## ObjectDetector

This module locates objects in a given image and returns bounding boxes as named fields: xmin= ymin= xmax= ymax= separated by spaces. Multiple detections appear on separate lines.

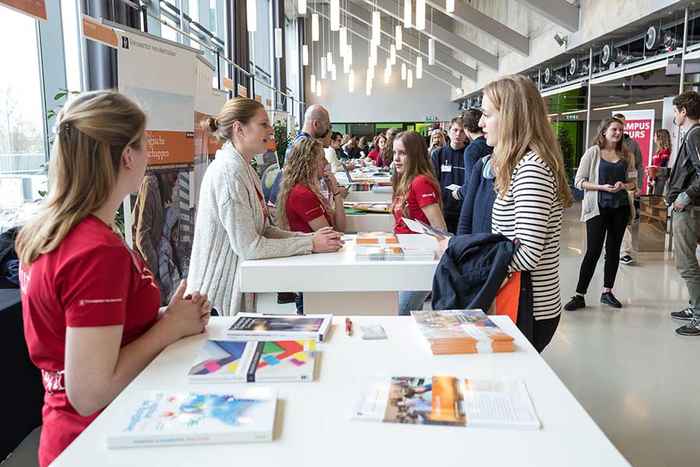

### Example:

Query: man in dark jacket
xmin=431 ymin=116 xmax=467 ymax=234
xmin=459 ymin=108 xmax=493 ymax=202
xmin=666 ymin=91 xmax=700 ymax=336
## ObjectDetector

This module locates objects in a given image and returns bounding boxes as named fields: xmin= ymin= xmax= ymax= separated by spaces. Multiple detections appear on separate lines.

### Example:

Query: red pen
xmin=345 ymin=318 xmax=353 ymax=336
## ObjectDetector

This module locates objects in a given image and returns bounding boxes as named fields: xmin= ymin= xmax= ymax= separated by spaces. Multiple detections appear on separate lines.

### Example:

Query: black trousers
xmin=445 ymin=212 xmax=460 ymax=235
xmin=575 ymin=206 xmax=629 ymax=294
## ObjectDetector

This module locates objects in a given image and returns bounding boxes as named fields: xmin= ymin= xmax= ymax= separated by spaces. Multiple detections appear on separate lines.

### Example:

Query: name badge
xmin=441 ymin=164 xmax=452 ymax=172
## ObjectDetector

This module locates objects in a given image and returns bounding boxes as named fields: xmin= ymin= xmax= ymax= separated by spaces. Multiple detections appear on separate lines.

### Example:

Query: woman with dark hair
xmin=565 ymin=117 xmax=637 ymax=311
xmin=382 ymin=128 xmax=401 ymax=167
xmin=647 ymin=128 xmax=672 ymax=195
xmin=391 ymin=131 xmax=446 ymax=315
xmin=367 ymin=133 xmax=387 ymax=167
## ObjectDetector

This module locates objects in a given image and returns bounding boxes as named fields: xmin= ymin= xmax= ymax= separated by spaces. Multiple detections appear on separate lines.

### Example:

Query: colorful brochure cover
xmin=411 ymin=309 xmax=515 ymax=354
xmin=188 ymin=340 xmax=317 ymax=383
xmin=226 ymin=313 xmax=332 ymax=342
xmin=353 ymin=376 xmax=540 ymax=430
xmin=107 ymin=389 xmax=277 ymax=448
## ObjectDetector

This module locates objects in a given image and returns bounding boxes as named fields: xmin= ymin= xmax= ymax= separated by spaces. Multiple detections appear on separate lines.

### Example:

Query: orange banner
xmin=237 ymin=84 xmax=248 ymax=98
xmin=145 ymin=130 xmax=194 ymax=166
xmin=0 ymin=0 xmax=47 ymax=20
xmin=254 ymin=94 xmax=262 ymax=103
xmin=222 ymin=77 xmax=234 ymax=91
xmin=82 ymin=15 xmax=118 ymax=48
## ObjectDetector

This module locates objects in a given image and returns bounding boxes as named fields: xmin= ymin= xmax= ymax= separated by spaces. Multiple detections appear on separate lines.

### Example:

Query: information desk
xmin=53 ymin=316 xmax=630 ymax=467
xmin=240 ymin=234 xmax=438 ymax=315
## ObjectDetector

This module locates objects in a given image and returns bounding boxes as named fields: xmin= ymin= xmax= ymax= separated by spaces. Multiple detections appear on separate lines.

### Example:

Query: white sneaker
xmin=619 ymin=255 xmax=635 ymax=265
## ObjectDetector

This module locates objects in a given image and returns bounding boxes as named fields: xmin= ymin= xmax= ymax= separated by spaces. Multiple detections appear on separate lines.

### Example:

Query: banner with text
xmin=614 ymin=109 xmax=655 ymax=194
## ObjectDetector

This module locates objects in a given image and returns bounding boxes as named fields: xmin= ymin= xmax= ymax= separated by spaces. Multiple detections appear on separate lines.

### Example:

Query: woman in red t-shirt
xmin=391 ymin=131 xmax=446 ymax=315
xmin=647 ymin=128 xmax=672 ymax=195
xmin=367 ymin=134 xmax=387 ymax=167
xmin=276 ymin=138 xmax=347 ymax=313
xmin=15 ymin=91 xmax=211 ymax=467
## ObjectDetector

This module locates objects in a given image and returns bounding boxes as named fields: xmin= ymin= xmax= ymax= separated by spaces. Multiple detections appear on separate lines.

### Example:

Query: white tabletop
xmin=239 ymin=234 xmax=439 ymax=293
xmin=53 ymin=316 xmax=629 ymax=467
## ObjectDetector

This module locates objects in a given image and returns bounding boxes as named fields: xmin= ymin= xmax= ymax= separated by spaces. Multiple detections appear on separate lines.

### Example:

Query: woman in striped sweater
xmin=480 ymin=75 xmax=573 ymax=352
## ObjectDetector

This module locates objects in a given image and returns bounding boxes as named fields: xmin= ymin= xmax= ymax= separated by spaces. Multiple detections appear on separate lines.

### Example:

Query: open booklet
xmin=352 ymin=376 xmax=540 ymax=430
xmin=402 ymin=217 xmax=453 ymax=239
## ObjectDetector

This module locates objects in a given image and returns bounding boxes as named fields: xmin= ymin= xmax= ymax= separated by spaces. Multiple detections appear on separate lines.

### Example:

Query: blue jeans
xmin=398 ymin=291 xmax=430 ymax=316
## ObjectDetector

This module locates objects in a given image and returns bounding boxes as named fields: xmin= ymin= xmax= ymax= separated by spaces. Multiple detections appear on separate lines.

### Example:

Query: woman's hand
xmin=436 ymin=237 xmax=450 ymax=257
xmin=159 ymin=280 xmax=210 ymax=340
xmin=599 ymin=184 xmax=616 ymax=193
xmin=612 ymin=181 xmax=625 ymax=192
xmin=312 ymin=226 xmax=344 ymax=253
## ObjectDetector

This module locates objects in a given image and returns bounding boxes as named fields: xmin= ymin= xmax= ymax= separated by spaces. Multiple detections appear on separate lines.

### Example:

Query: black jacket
xmin=431 ymin=233 xmax=514 ymax=312
xmin=457 ymin=156 xmax=496 ymax=235
xmin=667 ymin=124 xmax=700 ymax=205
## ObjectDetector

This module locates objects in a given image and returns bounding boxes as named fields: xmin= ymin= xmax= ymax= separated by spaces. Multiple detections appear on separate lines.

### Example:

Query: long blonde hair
xmin=16 ymin=91 xmax=146 ymax=265
xmin=275 ymin=138 xmax=328 ymax=229
xmin=391 ymin=131 xmax=442 ymax=216
xmin=483 ymin=75 xmax=573 ymax=207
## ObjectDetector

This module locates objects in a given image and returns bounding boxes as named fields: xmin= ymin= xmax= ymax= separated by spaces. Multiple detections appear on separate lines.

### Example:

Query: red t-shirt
xmin=286 ymin=184 xmax=332 ymax=233
xmin=20 ymin=216 xmax=160 ymax=467
xmin=652 ymin=148 xmax=670 ymax=167
xmin=393 ymin=174 xmax=440 ymax=234
xmin=368 ymin=149 xmax=384 ymax=167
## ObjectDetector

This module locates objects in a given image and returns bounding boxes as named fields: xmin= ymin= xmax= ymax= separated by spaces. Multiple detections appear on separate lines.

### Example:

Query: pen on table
xmin=345 ymin=318 xmax=353 ymax=336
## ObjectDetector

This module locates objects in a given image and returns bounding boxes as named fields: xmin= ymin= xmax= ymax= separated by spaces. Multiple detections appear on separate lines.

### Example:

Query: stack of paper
xmin=226 ymin=313 xmax=332 ymax=342
xmin=355 ymin=232 xmax=398 ymax=245
xmin=411 ymin=309 xmax=515 ymax=354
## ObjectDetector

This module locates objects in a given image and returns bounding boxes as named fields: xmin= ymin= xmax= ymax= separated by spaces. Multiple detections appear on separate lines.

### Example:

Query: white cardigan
xmin=187 ymin=142 xmax=313 ymax=315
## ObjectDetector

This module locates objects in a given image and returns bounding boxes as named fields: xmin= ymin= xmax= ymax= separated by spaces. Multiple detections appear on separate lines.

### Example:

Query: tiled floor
xmin=543 ymin=205 xmax=700 ymax=467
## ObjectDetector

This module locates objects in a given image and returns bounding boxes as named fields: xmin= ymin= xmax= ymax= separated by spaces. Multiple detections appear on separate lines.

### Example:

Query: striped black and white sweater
xmin=491 ymin=152 xmax=564 ymax=321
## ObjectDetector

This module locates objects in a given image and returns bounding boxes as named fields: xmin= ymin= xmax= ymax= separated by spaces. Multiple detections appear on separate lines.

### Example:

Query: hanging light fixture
xmin=298 ymin=0 xmax=307 ymax=15
xmin=366 ymin=75 xmax=372 ymax=96
xmin=390 ymin=44 xmax=397 ymax=65
xmin=446 ymin=0 xmax=454 ymax=13
xmin=317 ymin=79 xmax=323 ymax=96
xmin=384 ymin=63 xmax=391 ymax=84
xmin=339 ymin=27 xmax=348 ymax=57
xmin=416 ymin=56 xmax=423 ymax=79
xmin=428 ymin=38 xmax=435 ymax=65
xmin=321 ymin=57 xmax=327 ymax=79
xmin=372 ymin=11 xmax=381 ymax=45
xmin=395 ymin=25 xmax=403 ymax=50
xmin=403 ymin=0 xmax=412 ymax=29
xmin=274 ymin=28 xmax=283 ymax=58
xmin=310 ymin=73 xmax=316 ymax=93
xmin=416 ymin=0 xmax=425 ymax=30
xmin=302 ymin=45 xmax=309 ymax=66
xmin=312 ymin=13 xmax=319 ymax=41
xmin=327 ymin=51 xmax=333 ymax=67
xmin=368 ymin=65 xmax=375 ymax=81
xmin=331 ymin=64 xmax=337 ymax=81
xmin=407 ymin=69 xmax=413 ymax=88
xmin=331 ymin=0 xmax=340 ymax=31
xmin=246 ymin=0 xmax=256 ymax=32
xmin=401 ymin=62 xmax=407 ymax=80
xmin=349 ymin=68 xmax=355 ymax=92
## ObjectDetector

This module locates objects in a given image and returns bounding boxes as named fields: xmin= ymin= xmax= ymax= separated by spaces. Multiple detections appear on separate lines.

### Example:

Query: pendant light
xmin=246 ymin=0 xmax=256 ymax=31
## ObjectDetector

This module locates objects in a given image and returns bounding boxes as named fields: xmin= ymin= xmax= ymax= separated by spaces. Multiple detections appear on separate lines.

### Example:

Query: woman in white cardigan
xmin=187 ymin=98 xmax=343 ymax=315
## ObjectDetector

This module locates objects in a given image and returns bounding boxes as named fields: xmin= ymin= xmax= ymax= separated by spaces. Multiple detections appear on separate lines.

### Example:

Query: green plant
xmin=274 ymin=120 xmax=289 ymax=166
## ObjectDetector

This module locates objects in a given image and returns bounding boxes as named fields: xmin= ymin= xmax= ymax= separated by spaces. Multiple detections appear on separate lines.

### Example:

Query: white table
xmin=53 ymin=316 xmax=630 ymax=467
xmin=240 ymin=234 xmax=438 ymax=315
xmin=343 ymin=213 xmax=394 ymax=233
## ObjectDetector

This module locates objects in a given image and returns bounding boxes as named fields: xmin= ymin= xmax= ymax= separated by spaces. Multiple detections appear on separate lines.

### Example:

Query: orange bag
xmin=494 ymin=271 xmax=521 ymax=323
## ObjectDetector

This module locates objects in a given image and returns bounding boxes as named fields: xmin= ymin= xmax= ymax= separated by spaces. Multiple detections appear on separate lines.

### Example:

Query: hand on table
xmin=312 ymin=226 xmax=344 ymax=253
xmin=159 ymin=280 xmax=210 ymax=340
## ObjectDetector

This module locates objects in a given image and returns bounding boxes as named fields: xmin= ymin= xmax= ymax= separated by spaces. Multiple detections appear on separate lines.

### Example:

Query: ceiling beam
xmin=425 ymin=0 xmax=529 ymax=56
xmin=356 ymin=0 xmax=499 ymax=70
xmin=516 ymin=0 xmax=579 ymax=32
xmin=330 ymin=0 xmax=476 ymax=81
xmin=309 ymin=6 xmax=462 ymax=89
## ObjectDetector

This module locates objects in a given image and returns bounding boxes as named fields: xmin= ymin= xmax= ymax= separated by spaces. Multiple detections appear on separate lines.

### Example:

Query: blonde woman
xmin=187 ymin=98 xmax=343 ymax=316
xmin=276 ymin=139 xmax=347 ymax=313
xmin=15 ymin=91 xmax=211 ymax=467
xmin=428 ymin=129 xmax=446 ymax=155
xmin=566 ymin=118 xmax=636 ymax=311
xmin=478 ymin=75 xmax=573 ymax=352
xmin=392 ymin=131 xmax=446 ymax=315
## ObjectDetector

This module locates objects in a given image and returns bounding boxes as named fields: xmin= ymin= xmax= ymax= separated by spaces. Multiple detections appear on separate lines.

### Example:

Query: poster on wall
xmin=613 ymin=109 xmax=655 ymax=194
xmin=118 ymin=30 xmax=197 ymax=166
xmin=0 ymin=0 xmax=47 ymax=20
xmin=81 ymin=15 xmax=118 ymax=48
xmin=116 ymin=30 xmax=203 ymax=302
